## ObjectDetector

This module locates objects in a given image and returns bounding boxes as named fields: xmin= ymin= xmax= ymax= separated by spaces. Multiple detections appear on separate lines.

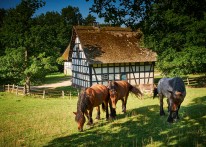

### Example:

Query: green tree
xmin=0 ymin=0 xmax=58 ymax=92
xmin=0 ymin=47 xmax=57 ymax=87
xmin=61 ymin=6 xmax=83 ymax=25
xmin=84 ymin=14 xmax=96 ymax=25
xmin=87 ymin=0 xmax=206 ymax=76
xmin=141 ymin=1 xmax=206 ymax=76
xmin=32 ymin=11 xmax=72 ymax=70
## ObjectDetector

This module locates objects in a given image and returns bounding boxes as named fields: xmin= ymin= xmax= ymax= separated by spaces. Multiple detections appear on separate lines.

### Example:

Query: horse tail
xmin=102 ymin=103 xmax=106 ymax=112
xmin=153 ymin=87 xmax=158 ymax=99
xmin=129 ymin=84 xmax=143 ymax=99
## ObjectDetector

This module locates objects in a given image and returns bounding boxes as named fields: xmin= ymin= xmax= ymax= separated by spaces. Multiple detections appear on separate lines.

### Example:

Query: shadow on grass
xmin=45 ymin=96 xmax=206 ymax=147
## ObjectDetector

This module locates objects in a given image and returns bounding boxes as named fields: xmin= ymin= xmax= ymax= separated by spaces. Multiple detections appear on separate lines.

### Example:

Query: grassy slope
xmin=0 ymin=87 xmax=205 ymax=147
xmin=0 ymin=73 xmax=206 ymax=147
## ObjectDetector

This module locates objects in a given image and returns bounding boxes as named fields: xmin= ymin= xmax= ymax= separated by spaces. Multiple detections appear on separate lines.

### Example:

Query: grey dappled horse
xmin=155 ymin=77 xmax=186 ymax=123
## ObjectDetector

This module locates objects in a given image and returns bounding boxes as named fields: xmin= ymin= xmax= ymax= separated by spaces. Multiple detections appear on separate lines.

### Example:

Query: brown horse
xmin=107 ymin=80 xmax=142 ymax=117
xmin=73 ymin=84 xmax=111 ymax=132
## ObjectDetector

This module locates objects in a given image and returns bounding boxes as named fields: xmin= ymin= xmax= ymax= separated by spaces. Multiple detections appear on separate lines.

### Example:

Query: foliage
xmin=0 ymin=1 xmax=84 ymax=86
xmin=24 ymin=53 xmax=58 ymax=84
xmin=0 ymin=47 xmax=57 ymax=85
xmin=86 ymin=0 xmax=150 ymax=26
xmin=84 ymin=14 xmax=96 ymax=25
xmin=61 ymin=5 xmax=83 ymax=25
xmin=143 ymin=5 xmax=206 ymax=76
xmin=0 ymin=0 xmax=50 ymax=86
xmin=0 ymin=47 xmax=25 ymax=84
xmin=87 ymin=0 xmax=206 ymax=76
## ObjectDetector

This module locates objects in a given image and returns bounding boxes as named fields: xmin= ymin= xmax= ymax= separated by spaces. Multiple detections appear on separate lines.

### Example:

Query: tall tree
xmin=61 ymin=6 xmax=83 ymax=25
xmin=141 ymin=1 xmax=206 ymax=75
xmin=87 ymin=0 xmax=206 ymax=76
xmin=0 ymin=0 xmax=58 ymax=92
xmin=86 ymin=0 xmax=154 ymax=27
xmin=84 ymin=14 xmax=96 ymax=25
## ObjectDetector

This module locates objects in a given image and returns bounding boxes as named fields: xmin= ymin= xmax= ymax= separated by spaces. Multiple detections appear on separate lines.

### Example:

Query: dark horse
xmin=73 ymin=84 xmax=111 ymax=132
xmin=107 ymin=80 xmax=142 ymax=117
xmin=154 ymin=77 xmax=186 ymax=123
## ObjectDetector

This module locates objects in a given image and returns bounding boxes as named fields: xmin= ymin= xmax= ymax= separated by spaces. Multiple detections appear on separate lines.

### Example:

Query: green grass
xmin=43 ymin=72 xmax=71 ymax=85
xmin=0 ymin=86 xmax=206 ymax=147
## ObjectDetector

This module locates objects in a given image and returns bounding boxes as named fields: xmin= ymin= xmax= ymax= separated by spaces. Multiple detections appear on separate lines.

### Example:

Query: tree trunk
xmin=24 ymin=49 xmax=30 ymax=94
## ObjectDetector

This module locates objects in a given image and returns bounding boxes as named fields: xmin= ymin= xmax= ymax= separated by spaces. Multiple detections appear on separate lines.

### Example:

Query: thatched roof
xmin=67 ymin=26 xmax=157 ymax=64
xmin=61 ymin=44 xmax=70 ymax=61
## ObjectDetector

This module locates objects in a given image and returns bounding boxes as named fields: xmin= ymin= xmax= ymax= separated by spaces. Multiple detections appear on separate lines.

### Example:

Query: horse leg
xmin=176 ymin=105 xmax=180 ymax=119
xmin=168 ymin=106 xmax=180 ymax=123
xmin=104 ymin=102 xmax=109 ymax=121
xmin=121 ymin=99 xmax=126 ymax=113
xmin=159 ymin=94 xmax=165 ymax=116
xmin=167 ymin=111 xmax=174 ymax=123
xmin=109 ymin=99 xmax=116 ymax=118
xmin=167 ymin=98 xmax=169 ymax=112
xmin=87 ymin=109 xmax=93 ymax=125
xmin=122 ymin=92 xmax=129 ymax=113
xmin=85 ymin=110 xmax=89 ymax=121
xmin=95 ymin=106 xmax=100 ymax=120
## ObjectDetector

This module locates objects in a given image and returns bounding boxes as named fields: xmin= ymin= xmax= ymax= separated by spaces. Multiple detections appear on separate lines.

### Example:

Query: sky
xmin=0 ymin=0 xmax=104 ymax=23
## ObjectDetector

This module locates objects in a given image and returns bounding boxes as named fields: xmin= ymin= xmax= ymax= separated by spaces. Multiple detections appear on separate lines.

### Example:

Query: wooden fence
xmin=1 ymin=84 xmax=79 ymax=99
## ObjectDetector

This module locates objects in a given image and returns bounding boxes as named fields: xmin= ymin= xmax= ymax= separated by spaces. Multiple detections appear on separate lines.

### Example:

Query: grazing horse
xmin=107 ymin=80 xmax=142 ymax=117
xmin=73 ymin=84 xmax=111 ymax=132
xmin=155 ymin=77 xmax=186 ymax=123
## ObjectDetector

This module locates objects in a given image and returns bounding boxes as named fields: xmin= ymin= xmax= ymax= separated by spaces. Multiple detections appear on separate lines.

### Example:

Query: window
xmin=120 ymin=73 xmax=127 ymax=80
xmin=101 ymin=74 xmax=108 ymax=81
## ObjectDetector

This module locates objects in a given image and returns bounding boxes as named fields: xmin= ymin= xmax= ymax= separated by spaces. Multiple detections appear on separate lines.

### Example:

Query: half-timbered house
xmin=65 ymin=26 xmax=157 ymax=88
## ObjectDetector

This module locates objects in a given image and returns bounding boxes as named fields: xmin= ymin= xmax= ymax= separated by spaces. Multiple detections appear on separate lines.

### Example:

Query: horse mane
xmin=168 ymin=77 xmax=186 ymax=92
xmin=77 ymin=88 xmax=92 ymax=113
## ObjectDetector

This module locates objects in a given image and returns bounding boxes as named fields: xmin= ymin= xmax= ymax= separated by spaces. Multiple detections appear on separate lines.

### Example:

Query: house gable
xmin=67 ymin=26 xmax=157 ymax=88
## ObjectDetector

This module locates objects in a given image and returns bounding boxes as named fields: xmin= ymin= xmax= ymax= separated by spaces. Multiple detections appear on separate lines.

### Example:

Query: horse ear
xmin=73 ymin=112 xmax=77 ymax=115
xmin=175 ymin=91 xmax=182 ymax=95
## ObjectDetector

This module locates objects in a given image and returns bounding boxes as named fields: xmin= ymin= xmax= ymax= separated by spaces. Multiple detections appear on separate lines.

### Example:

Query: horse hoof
xmin=122 ymin=109 xmax=126 ymax=113
xmin=86 ymin=122 xmax=93 ymax=126
xmin=160 ymin=112 xmax=165 ymax=116
xmin=109 ymin=115 xmax=116 ymax=120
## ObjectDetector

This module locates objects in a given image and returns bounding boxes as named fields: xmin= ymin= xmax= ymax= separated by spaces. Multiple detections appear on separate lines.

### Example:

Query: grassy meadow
xmin=0 ymin=76 xmax=206 ymax=146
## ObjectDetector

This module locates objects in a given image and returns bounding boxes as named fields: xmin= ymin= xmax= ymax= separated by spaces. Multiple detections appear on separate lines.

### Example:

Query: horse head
xmin=73 ymin=90 xmax=89 ymax=132
xmin=167 ymin=90 xmax=185 ymax=122
xmin=73 ymin=111 xmax=86 ymax=132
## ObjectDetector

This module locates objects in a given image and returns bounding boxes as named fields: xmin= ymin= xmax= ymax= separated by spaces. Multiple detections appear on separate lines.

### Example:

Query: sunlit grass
xmin=43 ymin=72 xmax=71 ymax=85
xmin=0 ymin=83 xmax=206 ymax=146
xmin=0 ymin=93 xmax=77 ymax=146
